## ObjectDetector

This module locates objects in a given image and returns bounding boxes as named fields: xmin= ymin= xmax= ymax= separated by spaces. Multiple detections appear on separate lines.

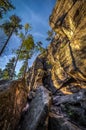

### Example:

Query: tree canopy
xmin=0 ymin=0 xmax=14 ymax=18
xmin=2 ymin=57 xmax=16 ymax=79
xmin=0 ymin=15 xmax=22 ymax=56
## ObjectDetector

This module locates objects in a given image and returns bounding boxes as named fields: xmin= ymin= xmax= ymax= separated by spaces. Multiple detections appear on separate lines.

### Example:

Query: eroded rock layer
xmin=18 ymin=86 xmax=51 ymax=130
xmin=0 ymin=79 xmax=27 ymax=130
xmin=26 ymin=0 xmax=86 ymax=129
xmin=28 ymin=0 xmax=86 ymax=94
xmin=49 ymin=0 xmax=86 ymax=82
xmin=0 ymin=0 xmax=86 ymax=130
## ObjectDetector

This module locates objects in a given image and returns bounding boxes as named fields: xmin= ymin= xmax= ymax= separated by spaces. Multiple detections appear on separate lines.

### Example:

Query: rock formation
xmin=0 ymin=79 xmax=27 ymax=130
xmin=0 ymin=0 xmax=86 ymax=130
xmin=26 ymin=0 xmax=86 ymax=129
xmin=18 ymin=86 xmax=51 ymax=130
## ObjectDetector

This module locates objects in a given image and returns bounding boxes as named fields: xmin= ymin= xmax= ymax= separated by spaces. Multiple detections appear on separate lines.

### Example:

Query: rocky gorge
xmin=0 ymin=0 xmax=86 ymax=130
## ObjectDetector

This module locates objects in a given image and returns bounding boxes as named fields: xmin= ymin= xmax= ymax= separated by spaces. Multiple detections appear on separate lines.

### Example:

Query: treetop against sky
xmin=0 ymin=0 xmax=56 ymax=72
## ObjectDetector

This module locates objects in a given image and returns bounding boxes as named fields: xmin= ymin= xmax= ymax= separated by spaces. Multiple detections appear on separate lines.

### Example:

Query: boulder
xmin=52 ymin=89 xmax=86 ymax=128
xmin=19 ymin=86 xmax=51 ymax=130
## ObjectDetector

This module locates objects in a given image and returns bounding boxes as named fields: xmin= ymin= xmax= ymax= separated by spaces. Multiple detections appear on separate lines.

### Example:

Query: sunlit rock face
xmin=21 ymin=0 xmax=86 ymax=129
xmin=0 ymin=79 xmax=27 ymax=130
xmin=27 ymin=56 xmax=45 ymax=90
xmin=0 ymin=1 xmax=86 ymax=130
xmin=27 ymin=0 xmax=86 ymax=95
xmin=49 ymin=0 xmax=86 ymax=82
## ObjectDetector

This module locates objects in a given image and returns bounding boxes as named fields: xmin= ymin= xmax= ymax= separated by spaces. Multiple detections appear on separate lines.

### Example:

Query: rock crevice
xmin=0 ymin=0 xmax=86 ymax=130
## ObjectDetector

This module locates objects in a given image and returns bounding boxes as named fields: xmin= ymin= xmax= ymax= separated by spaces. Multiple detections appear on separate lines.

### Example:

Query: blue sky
xmin=0 ymin=0 xmax=56 ymax=72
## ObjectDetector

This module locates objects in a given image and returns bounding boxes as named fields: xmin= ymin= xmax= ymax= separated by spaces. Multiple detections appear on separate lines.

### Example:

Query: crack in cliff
xmin=41 ymin=58 xmax=57 ymax=93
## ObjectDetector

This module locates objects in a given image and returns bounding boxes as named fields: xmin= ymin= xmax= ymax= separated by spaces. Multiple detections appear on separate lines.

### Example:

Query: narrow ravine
xmin=0 ymin=0 xmax=86 ymax=130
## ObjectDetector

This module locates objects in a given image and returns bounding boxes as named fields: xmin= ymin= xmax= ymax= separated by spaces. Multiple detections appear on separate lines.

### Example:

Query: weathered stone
xmin=53 ymin=89 xmax=86 ymax=106
xmin=0 ymin=0 xmax=86 ymax=130
xmin=48 ymin=113 xmax=81 ymax=130
xmin=27 ymin=56 xmax=46 ymax=90
xmin=52 ymin=89 xmax=86 ymax=128
xmin=19 ymin=86 xmax=51 ymax=130
xmin=0 ymin=79 xmax=27 ymax=130
xmin=49 ymin=0 xmax=86 ymax=82
xmin=27 ymin=55 xmax=56 ymax=93
xmin=25 ymin=0 xmax=86 ymax=129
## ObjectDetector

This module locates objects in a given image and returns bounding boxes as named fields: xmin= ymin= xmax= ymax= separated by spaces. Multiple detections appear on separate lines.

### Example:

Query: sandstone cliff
xmin=26 ymin=0 xmax=86 ymax=129
xmin=0 ymin=0 xmax=86 ymax=130
xmin=28 ymin=0 xmax=86 ymax=94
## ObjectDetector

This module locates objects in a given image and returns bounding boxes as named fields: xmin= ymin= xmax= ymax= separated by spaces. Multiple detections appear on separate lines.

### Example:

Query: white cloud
xmin=33 ymin=32 xmax=45 ymax=38
xmin=17 ymin=3 xmax=47 ymax=28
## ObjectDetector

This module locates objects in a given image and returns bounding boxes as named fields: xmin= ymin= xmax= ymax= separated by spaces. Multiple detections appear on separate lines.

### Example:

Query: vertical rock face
xmin=26 ymin=0 xmax=86 ymax=130
xmin=48 ymin=0 xmax=86 ymax=129
xmin=0 ymin=79 xmax=27 ymax=130
xmin=28 ymin=0 xmax=86 ymax=94
xmin=0 ymin=0 xmax=86 ymax=130
xmin=27 ymin=54 xmax=56 ymax=93
xmin=49 ymin=0 xmax=86 ymax=82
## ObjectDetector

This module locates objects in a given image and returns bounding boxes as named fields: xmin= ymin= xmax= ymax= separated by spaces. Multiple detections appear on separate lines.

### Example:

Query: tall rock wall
xmin=1 ymin=0 xmax=86 ymax=130
xmin=26 ymin=1 xmax=86 ymax=129
xmin=27 ymin=0 xmax=86 ymax=93
xmin=49 ymin=0 xmax=86 ymax=82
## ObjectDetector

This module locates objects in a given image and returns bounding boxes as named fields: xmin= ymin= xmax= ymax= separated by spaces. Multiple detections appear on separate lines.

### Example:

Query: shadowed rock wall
xmin=0 ymin=79 xmax=27 ymax=130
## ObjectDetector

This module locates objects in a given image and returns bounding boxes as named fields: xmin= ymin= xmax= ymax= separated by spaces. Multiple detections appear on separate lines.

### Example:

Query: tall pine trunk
xmin=0 ymin=28 xmax=15 ymax=56
xmin=22 ymin=60 xmax=28 ymax=78
xmin=12 ymin=31 xmax=28 ymax=79
xmin=12 ymin=42 xmax=23 ymax=79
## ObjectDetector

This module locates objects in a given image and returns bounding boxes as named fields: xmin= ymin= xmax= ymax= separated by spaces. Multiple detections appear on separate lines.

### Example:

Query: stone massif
xmin=28 ymin=0 xmax=86 ymax=94
xmin=0 ymin=0 xmax=86 ymax=130
xmin=49 ymin=0 xmax=86 ymax=84
xmin=0 ymin=79 xmax=27 ymax=130
xmin=26 ymin=0 xmax=86 ymax=129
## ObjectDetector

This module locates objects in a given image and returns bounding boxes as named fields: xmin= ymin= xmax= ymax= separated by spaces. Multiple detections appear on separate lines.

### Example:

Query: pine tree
xmin=35 ymin=41 xmax=46 ymax=54
xmin=17 ymin=34 xmax=34 ymax=78
xmin=3 ymin=57 xmax=16 ymax=79
xmin=12 ymin=24 xmax=34 ymax=79
xmin=0 ymin=15 xmax=22 ymax=56
xmin=17 ymin=60 xmax=28 ymax=78
xmin=0 ymin=0 xmax=14 ymax=18
xmin=0 ymin=68 xmax=3 ymax=79
xmin=46 ymin=30 xmax=54 ymax=41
